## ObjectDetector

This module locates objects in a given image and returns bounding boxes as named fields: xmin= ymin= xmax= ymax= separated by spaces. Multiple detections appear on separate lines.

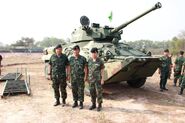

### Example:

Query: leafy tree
xmin=35 ymin=37 xmax=66 ymax=48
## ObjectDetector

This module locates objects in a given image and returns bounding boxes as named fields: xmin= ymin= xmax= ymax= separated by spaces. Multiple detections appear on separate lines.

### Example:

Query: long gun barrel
xmin=111 ymin=2 xmax=162 ymax=34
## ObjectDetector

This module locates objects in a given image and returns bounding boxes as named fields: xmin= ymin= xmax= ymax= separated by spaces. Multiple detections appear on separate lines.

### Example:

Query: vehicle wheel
xmin=127 ymin=78 xmax=146 ymax=88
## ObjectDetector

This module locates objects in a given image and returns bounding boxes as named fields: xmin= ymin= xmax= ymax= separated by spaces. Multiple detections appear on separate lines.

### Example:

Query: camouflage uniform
xmin=179 ymin=62 xmax=185 ymax=95
xmin=49 ymin=54 xmax=69 ymax=100
xmin=88 ymin=57 xmax=104 ymax=104
xmin=180 ymin=62 xmax=185 ymax=88
xmin=174 ymin=56 xmax=184 ymax=86
xmin=159 ymin=56 xmax=172 ymax=90
xmin=69 ymin=55 xmax=87 ymax=102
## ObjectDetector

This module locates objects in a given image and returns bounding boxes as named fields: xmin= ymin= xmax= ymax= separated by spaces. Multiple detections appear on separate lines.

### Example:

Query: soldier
xmin=179 ymin=62 xmax=185 ymax=95
xmin=0 ymin=54 xmax=2 ymax=75
xmin=69 ymin=45 xmax=87 ymax=109
xmin=168 ymin=54 xmax=173 ymax=79
xmin=88 ymin=47 xmax=104 ymax=111
xmin=158 ymin=49 xmax=172 ymax=92
xmin=173 ymin=51 xmax=184 ymax=86
xmin=49 ymin=44 xmax=69 ymax=106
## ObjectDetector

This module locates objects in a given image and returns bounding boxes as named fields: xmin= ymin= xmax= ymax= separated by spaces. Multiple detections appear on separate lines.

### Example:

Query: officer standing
xmin=69 ymin=45 xmax=87 ymax=109
xmin=179 ymin=61 xmax=185 ymax=95
xmin=173 ymin=51 xmax=184 ymax=86
xmin=159 ymin=49 xmax=172 ymax=92
xmin=49 ymin=44 xmax=69 ymax=106
xmin=88 ymin=48 xmax=104 ymax=111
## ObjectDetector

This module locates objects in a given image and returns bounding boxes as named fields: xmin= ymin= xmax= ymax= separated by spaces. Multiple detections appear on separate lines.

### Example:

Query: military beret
xmin=72 ymin=45 xmax=80 ymax=50
xmin=180 ymin=51 xmax=184 ymax=55
xmin=164 ymin=49 xmax=169 ymax=52
xmin=90 ymin=47 xmax=98 ymax=53
xmin=55 ymin=44 xmax=62 ymax=49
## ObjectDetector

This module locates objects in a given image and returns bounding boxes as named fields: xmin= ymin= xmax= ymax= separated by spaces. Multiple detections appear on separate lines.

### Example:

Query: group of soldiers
xmin=49 ymin=44 xmax=104 ymax=111
xmin=159 ymin=49 xmax=185 ymax=95
xmin=49 ymin=45 xmax=185 ymax=112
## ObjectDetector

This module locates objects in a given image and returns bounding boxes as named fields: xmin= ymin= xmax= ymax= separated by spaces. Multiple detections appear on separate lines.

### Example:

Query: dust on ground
xmin=0 ymin=53 xmax=185 ymax=123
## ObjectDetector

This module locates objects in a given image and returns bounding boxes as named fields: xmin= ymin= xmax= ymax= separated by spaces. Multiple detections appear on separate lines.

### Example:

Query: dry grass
xmin=0 ymin=53 xmax=185 ymax=123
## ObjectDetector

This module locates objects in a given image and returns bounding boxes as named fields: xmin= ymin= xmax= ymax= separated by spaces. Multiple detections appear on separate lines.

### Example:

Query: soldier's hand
xmin=84 ymin=77 xmax=88 ymax=82
xmin=49 ymin=75 xmax=52 ymax=80
xmin=158 ymin=70 xmax=161 ymax=74
xmin=101 ymin=79 xmax=104 ymax=85
xmin=66 ymin=75 xmax=70 ymax=81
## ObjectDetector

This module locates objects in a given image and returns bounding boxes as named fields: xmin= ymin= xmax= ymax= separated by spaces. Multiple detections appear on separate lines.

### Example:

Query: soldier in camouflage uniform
xmin=159 ymin=49 xmax=172 ymax=92
xmin=173 ymin=51 xmax=184 ymax=86
xmin=49 ymin=44 xmax=69 ymax=106
xmin=88 ymin=48 xmax=105 ymax=111
xmin=69 ymin=45 xmax=87 ymax=109
xmin=179 ymin=61 xmax=185 ymax=95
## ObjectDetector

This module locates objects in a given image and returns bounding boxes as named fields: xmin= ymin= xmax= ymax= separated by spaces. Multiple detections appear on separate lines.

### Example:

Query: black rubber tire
xmin=127 ymin=78 xmax=146 ymax=88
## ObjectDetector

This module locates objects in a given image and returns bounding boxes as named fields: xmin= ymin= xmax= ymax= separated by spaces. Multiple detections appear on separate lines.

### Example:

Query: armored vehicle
xmin=64 ymin=2 xmax=162 ymax=88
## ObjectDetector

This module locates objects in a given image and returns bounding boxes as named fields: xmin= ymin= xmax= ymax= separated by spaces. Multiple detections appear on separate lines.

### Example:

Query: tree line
xmin=0 ymin=31 xmax=185 ymax=54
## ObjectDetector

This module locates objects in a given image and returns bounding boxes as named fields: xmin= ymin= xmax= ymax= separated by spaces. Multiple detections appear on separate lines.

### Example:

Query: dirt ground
xmin=0 ymin=53 xmax=185 ymax=123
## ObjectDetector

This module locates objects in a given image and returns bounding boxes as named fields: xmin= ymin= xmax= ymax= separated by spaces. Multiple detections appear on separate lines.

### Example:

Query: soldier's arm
xmin=181 ymin=64 xmax=185 ymax=75
xmin=66 ymin=56 xmax=70 ymax=81
xmin=84 ymin=58 xmax=88 ymax=82
xmin=66 ymin=65 xmax=70 ymax=81
xmin=48 ymin=56 xmax=52 ymax=79
xmin=100 ymin=60 xmax=105 ymax=85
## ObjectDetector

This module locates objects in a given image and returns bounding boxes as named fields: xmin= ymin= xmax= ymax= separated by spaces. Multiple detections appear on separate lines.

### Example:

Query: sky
xmin=0 ymin=0 xmax=185 ymax=45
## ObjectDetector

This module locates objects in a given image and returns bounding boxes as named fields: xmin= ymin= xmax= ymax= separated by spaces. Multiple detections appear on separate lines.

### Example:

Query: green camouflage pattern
xmin=88 ymin=58 xmax=104 ymax=83
xmin=69 ymin=55 xmax=87 ymax=102
xmin=174 ymin=56 xmax=184 ymax=78
xmin=89 ymin=81 xmax=103 ymax=104
xmin=88 ymin=58 xmax=104 ymax=104
xmin=49 ymin=54 xmax=69 ymax=99
xmin=159 ymin=56 xmax=172 ymax=73
xmin=49 ymin=54 xmax=69 ymax=78
xmin=52 ymin=78 xmax=67 ymax=99
xmin=159 ymin=56 xmax=172 ymax=89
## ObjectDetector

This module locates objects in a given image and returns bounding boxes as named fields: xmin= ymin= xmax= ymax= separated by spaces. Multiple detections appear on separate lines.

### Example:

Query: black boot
xmin=79 ymin=101 xmax=83 ymax=109
xmin=54 ymin=98 xmax=60 ymax=106
xmin=178 ymin=88 xmax=184 ymax=95
xmin=174 ymin=78 xmax=177 ymax=86
xmin=62 ymin=99 xmax=66 ymax=107
xmin=97 ymin=103 xmax=102 ymax=112
xmin=89 ymin=102 xmax=96 ymax=110
xmin=72 ymin=101 xmax=78 ymax=108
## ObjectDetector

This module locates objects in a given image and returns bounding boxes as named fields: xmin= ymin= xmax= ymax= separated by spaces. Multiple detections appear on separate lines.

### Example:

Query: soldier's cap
xmin=180 ymin=51 xmax=184 ymax=55
xmin=164 ymin=49 xmax=169 ymax=53
xmin=55 ymin=44 xmax=62 ymax=49
xmin=72 ymin=45 xmax=80 ymax=50
xmin=90 ymin=47 xmax=98 ymax=53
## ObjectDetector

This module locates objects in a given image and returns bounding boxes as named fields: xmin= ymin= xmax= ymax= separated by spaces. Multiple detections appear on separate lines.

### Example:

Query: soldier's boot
xmin=89 ymin=102 xmax=96 ymax=110
xmin=62 ymin=99 xmax=66 ymax=107
xmin=178 ymin=88 xmax=184 ymax=95
xmin=174 ymin=78 xmax=177 ymax=86
xmin=72 ymin=101 xmax=78 ymax=108
xmin=54 ymin=98 xmax=60 ymax=106
xmin=79 ymin=101 xmax=83 ymax=109
xmin=97 ymin=103 xmax=102 ymax=112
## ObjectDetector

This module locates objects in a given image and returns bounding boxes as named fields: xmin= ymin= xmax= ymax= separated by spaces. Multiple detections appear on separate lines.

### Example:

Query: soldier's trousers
xmin=160 ymin=72 xmax=169 ymax=89
xmin=180 ymin=76 xmax=185 ymax=89
xmin=89 ymin=81 xmax=103 ymax=104
xmin=71 ymin=78 xmax=85 ymax=102
xmin=174 ymin=71 xmax=181 ymax=84
xmin=52 ymin=77 xmax=67 ymax=100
